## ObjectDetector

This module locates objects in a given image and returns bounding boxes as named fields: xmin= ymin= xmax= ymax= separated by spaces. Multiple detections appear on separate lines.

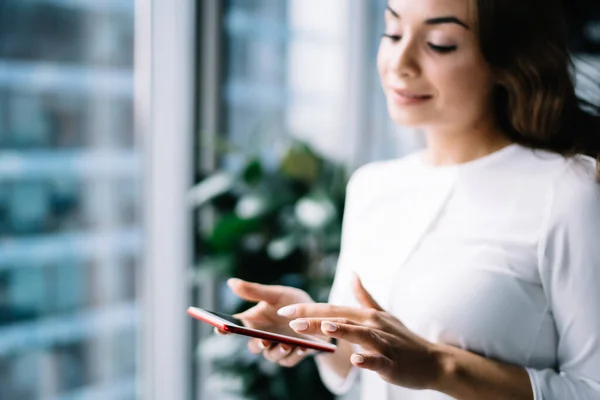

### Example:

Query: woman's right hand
xmin=219 ymin=278 xmax=320 ymax=367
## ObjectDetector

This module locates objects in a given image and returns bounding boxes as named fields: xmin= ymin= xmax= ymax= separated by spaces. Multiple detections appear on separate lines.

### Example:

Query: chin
xmin=387 ymin=104 xmax=432 ymax=128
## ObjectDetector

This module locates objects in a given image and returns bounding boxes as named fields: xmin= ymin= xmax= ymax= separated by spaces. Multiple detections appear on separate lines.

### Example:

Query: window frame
xmin=136 ymin=0 xmax=196 ymax=399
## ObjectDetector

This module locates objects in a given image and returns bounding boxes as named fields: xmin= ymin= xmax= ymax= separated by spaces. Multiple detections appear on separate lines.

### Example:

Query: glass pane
xmin=221 ymin=0 xmax=289 ymax=173
xmin=194 ymin=2 xmax=350 ymax=399
xmin=0 ymin=1 xmax=140 ymax=399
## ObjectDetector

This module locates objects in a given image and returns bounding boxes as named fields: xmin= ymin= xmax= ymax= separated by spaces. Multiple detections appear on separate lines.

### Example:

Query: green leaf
xmin=208 ymin=213 xmax=261 ymax=252
xmin=242 ymin=159 xmax=263 ymax=185
xmin=280 ymin=144 xmax=321 ymax=184
xmin=188 ymin=172 xmax=235 ymax=208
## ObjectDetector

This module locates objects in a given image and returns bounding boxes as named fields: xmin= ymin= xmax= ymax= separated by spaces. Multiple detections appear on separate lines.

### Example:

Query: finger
xmin=263 ymin=343 xmax=293 ymax=362
xmin=213 ymin=327 xmax=230 ymax=335
xmin=277 ymin=303 xmax=368 ymax=321
xmin=289 ymin=318 xmax=359 ymax=335
xmin=227 ymin=278 xmax=283 ymax=305
xmin=278 ymin=347 xmax=310 ymax=368
xmin=352 ymin=273 xmax=384 ymax=311
xmin=248 ymin=341 xmax=261 ymax=354
xmin=350 ymin=352 xmax=392 ymax=373
xmin=258 ymin=339 xmax=273 ymax=350
xmin=248 ymin=338 xmax=273 ymax=353
xmin=232 ymin=305 xmax=264 ymax=321
xmin=319 ymin=322 xmax=386 ymax=352
xmin=248 ymin=339 xmax=266 ymax=354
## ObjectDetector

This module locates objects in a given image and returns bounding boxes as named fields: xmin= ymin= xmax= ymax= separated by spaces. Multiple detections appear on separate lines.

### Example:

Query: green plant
xmin=192 ymin=139 xmax=348 ymax=399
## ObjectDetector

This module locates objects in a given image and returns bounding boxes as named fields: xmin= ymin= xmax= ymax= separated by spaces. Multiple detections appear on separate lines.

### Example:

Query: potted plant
xmin=190 ymin=139 xmax=348 ymax=400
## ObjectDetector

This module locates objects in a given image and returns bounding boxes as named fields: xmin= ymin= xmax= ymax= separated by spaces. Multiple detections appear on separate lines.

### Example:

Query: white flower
xmin=295 ymin=197 xmax=336 ymax=229
xmin=235 ymin=194 xmax=267 ymax=219
xmin=267 ymin=236 xmax=295 ymax=260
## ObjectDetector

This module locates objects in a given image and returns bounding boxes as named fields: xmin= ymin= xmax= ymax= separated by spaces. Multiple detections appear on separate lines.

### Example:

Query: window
xmin=220 ymin=0 xmax=358 ymax=170
xmin=0 ymin=1 xmax=140 ymax=398
xmin=193 ymin=2 xmax=600 ymax=399
xmin=193 ymin=1 xmax=397 ymax=399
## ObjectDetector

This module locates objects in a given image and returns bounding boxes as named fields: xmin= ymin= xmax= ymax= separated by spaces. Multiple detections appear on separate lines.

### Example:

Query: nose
xmin=390 ymin=36 xmax=420 ymax=78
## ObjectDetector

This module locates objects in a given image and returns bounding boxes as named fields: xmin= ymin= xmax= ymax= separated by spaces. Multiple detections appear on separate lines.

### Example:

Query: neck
xmin=422 ymin=124 xmax=513 ymax=166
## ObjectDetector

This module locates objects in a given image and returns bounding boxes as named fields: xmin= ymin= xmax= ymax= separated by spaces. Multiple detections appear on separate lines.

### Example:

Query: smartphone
xmin=187 ymin=306 xmax=336 ymax=353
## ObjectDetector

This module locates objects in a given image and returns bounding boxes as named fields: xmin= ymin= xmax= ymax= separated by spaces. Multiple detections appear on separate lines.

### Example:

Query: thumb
xmin=352 ymin=273 xmax=384 ymax=311
xmin=227 ymin=278 xmax=283 ymax=305
xmin=232 ymin=303 xmax=265 ymax=320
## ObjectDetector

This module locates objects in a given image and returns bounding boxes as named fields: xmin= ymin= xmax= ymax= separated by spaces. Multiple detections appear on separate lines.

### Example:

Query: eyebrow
xmin=385 ymin=5 xmax=470 ymax=30
xmin=385 ymin=5 xmax=400 ymax=18
xmin=425 ymin=17 xmax=470 ymax=30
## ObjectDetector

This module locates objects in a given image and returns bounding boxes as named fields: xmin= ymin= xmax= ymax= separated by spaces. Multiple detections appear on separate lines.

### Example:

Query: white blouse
xmin=315 ymin=144 xmax=600 ymax=400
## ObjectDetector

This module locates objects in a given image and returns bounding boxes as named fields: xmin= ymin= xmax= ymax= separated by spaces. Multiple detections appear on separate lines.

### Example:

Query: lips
xmin=391 ymin=88 xmax=432 ymax=99
xmin=388 ymin=87 xmax=433 ymax=106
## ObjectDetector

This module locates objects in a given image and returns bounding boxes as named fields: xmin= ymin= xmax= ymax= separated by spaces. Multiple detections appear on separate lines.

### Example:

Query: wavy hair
xmin=472 ymin=0 xmax=600 ymax=179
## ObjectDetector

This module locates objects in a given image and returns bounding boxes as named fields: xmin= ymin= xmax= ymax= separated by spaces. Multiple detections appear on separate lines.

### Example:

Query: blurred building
xmin=0 ymin=0 xmax=597 ymax=399
xmin=0 ymin=1 xmax=140 ymax=399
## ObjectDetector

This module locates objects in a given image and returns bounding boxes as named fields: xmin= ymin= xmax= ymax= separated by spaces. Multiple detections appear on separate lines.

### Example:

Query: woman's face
xmin=378 ymin=0 xmax=495 ymax=130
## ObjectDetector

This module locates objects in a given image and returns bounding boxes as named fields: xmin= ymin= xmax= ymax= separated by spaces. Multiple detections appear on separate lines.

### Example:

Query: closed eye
xmin=382 ymin=33 xmax=401 ymax=42
xmin=428 ymin=44 xmax=458 ymax=53
xmin=383 ymin=34 xmax=458 ymax=54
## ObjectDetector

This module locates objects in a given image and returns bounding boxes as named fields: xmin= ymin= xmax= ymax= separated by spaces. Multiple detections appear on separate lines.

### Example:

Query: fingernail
xmin=289 ymin=320 xmax=308 ymax=331
xmin=277 ymin=306 xmax=296 ymax=317
xmin=227 ymin=278 xmax=241 ymax=287
xmin=258 ymin=341 xmax=267 ymax=350
xmin=280 ymin=345 xmax=290 ymax=353
xmin=351 ymin=354 xmax=364 ymax=364
xmin=321 ymin=321 xmax=337 ymax=332
xmin=296 ymin=349 xmax=305 ymax=356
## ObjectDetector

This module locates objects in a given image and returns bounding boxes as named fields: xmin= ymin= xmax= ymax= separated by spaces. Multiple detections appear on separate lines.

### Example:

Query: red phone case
xmin=187 ymin=307 xmax=336 ymax=352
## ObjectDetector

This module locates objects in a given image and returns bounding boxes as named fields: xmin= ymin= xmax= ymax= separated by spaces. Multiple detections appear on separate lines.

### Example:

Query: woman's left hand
xmin=277 ymin=273 xmax=444 ymax=390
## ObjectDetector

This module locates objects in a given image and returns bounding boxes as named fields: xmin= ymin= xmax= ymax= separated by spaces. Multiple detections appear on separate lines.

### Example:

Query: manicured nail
xmin=351 ymin=354 xmax=364 ymax=364
xmin=227 ymin=278 xmax=241 ymax=287
xmin=296 ymin=349 xmax=305 ymax=356
xmin=258 ymin=341 xmax=268 ymax=350
xmin=277 ymin=306 xmax=296 ymax=317
xmin=289 ymin=320 xmax=308 ymax=331
xmin=321 ymin=321 xmax=337 ymax=332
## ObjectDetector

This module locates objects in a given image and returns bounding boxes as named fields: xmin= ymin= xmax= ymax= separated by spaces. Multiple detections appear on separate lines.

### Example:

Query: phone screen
xmin=188 ymin=306 xmax=336 ymax=352
xmin=205 ymin=309 xmax=311 ymax=340
xmin=205 ymin=310 xmax=244 ymax=326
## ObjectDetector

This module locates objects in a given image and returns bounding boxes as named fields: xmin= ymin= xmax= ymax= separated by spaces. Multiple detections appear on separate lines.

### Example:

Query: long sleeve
xmin=314 ymin=163 xmax=375 ymax=395
xmin=527 ymin=159 xmax=600 ymax=399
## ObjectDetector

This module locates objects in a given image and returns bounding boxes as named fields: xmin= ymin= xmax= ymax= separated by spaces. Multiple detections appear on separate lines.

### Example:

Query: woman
xmin=224 ymin=0 xmax=600 ymax=398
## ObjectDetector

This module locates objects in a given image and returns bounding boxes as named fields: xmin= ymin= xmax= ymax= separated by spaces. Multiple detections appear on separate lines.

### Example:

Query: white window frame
xmin=135 ymin=0 xmax=196 ymax=399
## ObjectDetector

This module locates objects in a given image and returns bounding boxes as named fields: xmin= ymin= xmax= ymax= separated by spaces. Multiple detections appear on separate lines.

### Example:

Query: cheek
xmin=377 ymin=42 xmax=391 ymax=80
xmin=427 ymin=56 xmax=494 ymax=108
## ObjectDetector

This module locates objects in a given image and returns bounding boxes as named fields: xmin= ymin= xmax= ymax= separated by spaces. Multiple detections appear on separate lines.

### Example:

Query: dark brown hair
xmin=473 ymin=0 xmax=600 ymax=179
